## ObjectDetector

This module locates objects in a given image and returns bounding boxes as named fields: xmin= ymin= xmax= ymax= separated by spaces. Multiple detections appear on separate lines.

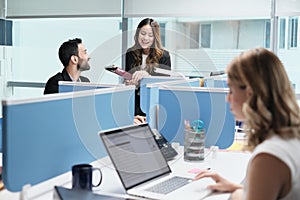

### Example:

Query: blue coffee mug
xmin=72 ymin=164 xmax=102 ymax=190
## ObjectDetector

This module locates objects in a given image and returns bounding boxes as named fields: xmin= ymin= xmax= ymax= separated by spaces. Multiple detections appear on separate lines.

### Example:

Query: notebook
xmin=105 ymin=65 xmax=132 ymax=80
xmin=99 ymin=123 xmax=212 ymax=200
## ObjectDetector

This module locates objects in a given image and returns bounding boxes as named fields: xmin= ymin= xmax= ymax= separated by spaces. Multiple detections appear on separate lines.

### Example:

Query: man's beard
xmin=78 ymin=60 xmax=90 ymax=71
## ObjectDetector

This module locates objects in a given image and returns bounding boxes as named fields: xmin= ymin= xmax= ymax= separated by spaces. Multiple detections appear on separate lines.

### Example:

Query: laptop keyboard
xmin=146 ymin=176 xmax=191 ymax=194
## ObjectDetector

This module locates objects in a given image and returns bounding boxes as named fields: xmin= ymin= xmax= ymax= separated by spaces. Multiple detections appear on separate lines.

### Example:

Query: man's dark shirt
xmin=44 ymin=68 xmax=90 ymax=94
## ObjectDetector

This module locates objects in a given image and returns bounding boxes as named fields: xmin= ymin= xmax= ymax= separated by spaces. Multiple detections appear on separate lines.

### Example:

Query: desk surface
xmin=0 ymin=147 xmax=251 ymax=200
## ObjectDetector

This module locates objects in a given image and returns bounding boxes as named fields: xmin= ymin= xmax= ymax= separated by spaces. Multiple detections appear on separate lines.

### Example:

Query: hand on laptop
xmin=134 ymin=115 xmax=146 ymax=124
xmin=193 ymin=170 xmax=243 ymax=193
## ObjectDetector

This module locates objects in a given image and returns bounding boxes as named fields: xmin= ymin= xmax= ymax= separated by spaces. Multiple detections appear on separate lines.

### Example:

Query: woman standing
xmin=125 ymin=18 xmax=171 ymax=116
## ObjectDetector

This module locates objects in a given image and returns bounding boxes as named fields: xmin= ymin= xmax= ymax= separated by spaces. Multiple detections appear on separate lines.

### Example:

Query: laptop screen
xmin=100 ymin=124 xmax=171 ymax=189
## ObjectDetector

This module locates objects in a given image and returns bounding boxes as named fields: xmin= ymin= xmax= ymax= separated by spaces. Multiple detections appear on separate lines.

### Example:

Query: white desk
xmin=0 ymin=147 xmax=251 ymax=200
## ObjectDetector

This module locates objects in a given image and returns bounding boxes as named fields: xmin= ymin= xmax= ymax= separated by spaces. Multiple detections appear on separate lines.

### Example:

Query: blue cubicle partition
xmin=141 ymin=78 xmax=201 ymax=129
xmin=204 ymin=77 xmax=228 ymax=88
xmin=58 ymin=81 xmax=123 ymax=93
xmin=139 ymin=77 xmax=184 ymax=123
xmin=157 ymin=87 xmax=235 ymax=149
xmin=0 ymin=117 xmax=2 ymax=152
xmin=2 ymin=86 xmax=135 ymax=192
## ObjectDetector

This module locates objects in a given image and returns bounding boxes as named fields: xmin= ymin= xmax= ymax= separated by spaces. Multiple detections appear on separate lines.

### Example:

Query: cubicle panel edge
xmin=157 ymin=87 xmax=235 ymax=149
xmin=143 ymin=78 xmax=201 ymax=129
xmin=139 ymin=76 xmax=184 ymax=126
xmin=58 ymin=81 xmax=124 ymax=93
xmin=2 ymin=86 xmax=135 ymax=192
xmin=0 ymin=117 xmax=2 ymax=152
xmin=204 ymin=77 xmax=228 ymax=88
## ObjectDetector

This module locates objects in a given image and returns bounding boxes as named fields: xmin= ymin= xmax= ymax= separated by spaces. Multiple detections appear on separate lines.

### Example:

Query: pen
xmin=184 ymin=120 xmax=191 ymax=129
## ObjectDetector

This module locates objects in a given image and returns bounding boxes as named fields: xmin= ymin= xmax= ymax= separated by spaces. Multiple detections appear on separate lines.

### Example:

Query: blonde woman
xmin=194 ymin=48 xmax=300 ymax=200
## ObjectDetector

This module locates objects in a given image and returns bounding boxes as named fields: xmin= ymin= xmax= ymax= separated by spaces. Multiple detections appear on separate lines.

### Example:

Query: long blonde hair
xmin=227 ymin=48 xmax=300 ymax=151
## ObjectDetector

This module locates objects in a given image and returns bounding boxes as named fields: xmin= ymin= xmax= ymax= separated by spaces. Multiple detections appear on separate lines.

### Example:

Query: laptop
xmin=53 ymin=186 xmax=135 ymax=200
xmin=99 ymin=123 xmax=213 ymax=200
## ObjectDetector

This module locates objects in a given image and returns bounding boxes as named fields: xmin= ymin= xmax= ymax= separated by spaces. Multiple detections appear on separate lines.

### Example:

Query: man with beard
xmin=44 ymin=38 xmax=91 ymax=94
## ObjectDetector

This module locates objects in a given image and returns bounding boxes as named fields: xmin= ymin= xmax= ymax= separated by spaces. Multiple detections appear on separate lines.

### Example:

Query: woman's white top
xmin=141 ymin=54 xmax=148 ymax=70
xmin=250 ymin=135 xmax=300 ymax=200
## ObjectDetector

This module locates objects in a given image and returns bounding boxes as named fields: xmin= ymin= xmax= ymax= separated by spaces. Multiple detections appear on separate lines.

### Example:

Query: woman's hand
xmin=131 ymin=71 xmax=150 ymax=85
xmin=193 ymin=170 xmax=243 ymax=193
xmin=134 ymin=115 xmax=147 ymax=124
xmin=125 ymin=79 xmax=135 ymax=86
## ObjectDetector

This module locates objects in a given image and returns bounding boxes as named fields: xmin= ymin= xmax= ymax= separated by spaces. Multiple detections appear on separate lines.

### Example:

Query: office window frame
xmin=265 ymin=20 xmax=271 ymax=48
xmin=159 ymin=22 xmax=166 ymax=47
xmin=279 ymin=18 xmax=286 ymax=49
xmin=200 ymin=23 xmax=211 ymax=48
xmin=189 ymin=22 xmax=200 ymax=49
xmin=289 ymin=17 xmax=298 ymax=48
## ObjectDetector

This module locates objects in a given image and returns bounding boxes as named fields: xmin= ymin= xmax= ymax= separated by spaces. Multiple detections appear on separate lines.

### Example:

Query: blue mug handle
xmin=92 ymin=167 xmax=102 ymax=187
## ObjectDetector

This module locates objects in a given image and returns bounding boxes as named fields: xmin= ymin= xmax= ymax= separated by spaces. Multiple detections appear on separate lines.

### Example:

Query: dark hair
xmin=58 ymin=38 xmax=82 ymax=67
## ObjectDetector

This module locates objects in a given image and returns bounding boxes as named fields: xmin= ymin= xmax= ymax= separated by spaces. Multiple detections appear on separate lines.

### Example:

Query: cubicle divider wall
xmin=139 ymin=77 xmax=185 ymax=127
xmin=140 ymin=78 xmax=202 ymax=128
xmin=2 ymin=85 xmax=135 ymax=192
xmin=139 ymin=77 xmax=234 ymax=149
xmin=157 ymin=86 xmax=235 ymax=149
xmin=0 ymin=117 xmax=2 ymax=152
xmin=58 ymin=81 xmax=124 ymax=93
xmin=204 ymin=76 xmax=228 ymax=88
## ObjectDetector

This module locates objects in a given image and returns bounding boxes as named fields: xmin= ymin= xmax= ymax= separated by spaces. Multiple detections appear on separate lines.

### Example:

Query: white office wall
xmin=275 ymin=0 xmax=300 ymax=93
xmin=12 ymin=18 xmax=122 ymax=88
xmin=0 ymin=0 xmax=5 ymax=18
xmin=238 ymin=20 xmax=266 ymax=48
xmin=211 ymin=22 xmax=239 ymax=49
xmin=0 ymin=46 xmax=13 ymax=115
xmin=277 ymin=0 xmax=300 ymax=16
xmin=6 ymin=0 xmax=121 ymax=18
xmin=124 ymin=0 xmax=271 ymax=17
xmin=2 ymin=0 xmax=300 ymax=99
